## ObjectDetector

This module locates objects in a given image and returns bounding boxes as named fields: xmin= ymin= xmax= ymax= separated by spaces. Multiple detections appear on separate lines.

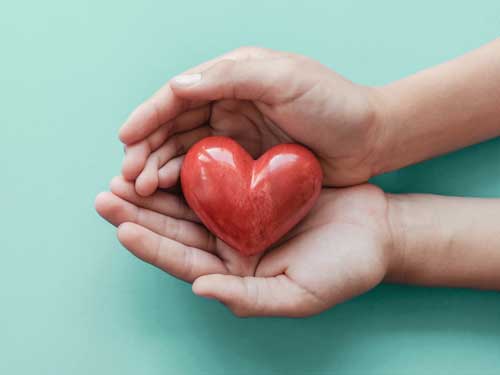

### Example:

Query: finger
xmin=110 ymin=175 xmax=199 ymax=222
xmin=158 ymin=155 xmax=184 ymax=189
xmin=119 ymin=91 xmax=206 ymax=145
xmin=149 ymin=126 xmax=212 ymax=169
xmin=118 ymin=222 xmax=226 ymax=282
xmin=122 ymin=105 xmax=211 ymax=180
xmin=95 ymin=192 xmax=213 ymax=251
xmin=169 ymin=57 xmax=304 ymax=104
xmin=135 ymin=126 xmax=212 ymax=196
xmin=192 ymin=274 xmax=321 ymax=317
xmin=119 ymin=47 xmax=273 ymax=145
xmin=122 ymin=142 xmax=149 ymax=181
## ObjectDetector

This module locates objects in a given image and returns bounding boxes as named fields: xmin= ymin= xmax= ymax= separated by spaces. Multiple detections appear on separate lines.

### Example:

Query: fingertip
xmin=117 ymin=223 xmax=157 ymax=265
xmin=110 ymin=175 xmax=135 ymax=198
xmin=158 ymin=156 xmax=184 ymax=188
xmin=192 ymin=277 xmax=209 ymax=297
xmin=158 ymin=167 xmax=177 ymax=189
xmin=95 ymin=192 xmax=130 ymax=227
xmin=135 ymin=170 xmax=158 ymax=197
xmin=193 ymin=275 xmax=252 ymax=317
xmin=94 ymin=191 xmax=112 ymax=215
xmin=192 ymin=275 xmax=218 ymax=296
xmin=169 ymin=73 xmax=202 ymax=90
xmin=118 ymin=105 xmax=144 ymax=144
xmin=117 ymin=222 xmax=139 ymax=244
xmin=193 ymin=274 xmax=233 ymax=298
xmin=119 ymin=120 xmax=138 ymax=145
xmin=109 ymin=176 xmax=122 ymax=190
xmin=122 ymin=144 xmax=149 ymax=181
xmin=121 ymin=160 xmax=139 ymax=181
xmin=110 ymin=176 xmax=138 ymax=201
xmin=135 ymin=181 xmax=156 ymax=198
xmin=118 ymin=126 xmax=129 ymax=144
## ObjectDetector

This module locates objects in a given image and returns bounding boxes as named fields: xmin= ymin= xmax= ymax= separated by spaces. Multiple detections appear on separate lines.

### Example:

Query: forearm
xmin=386 ymin=193 xmax=500 ymax=290
xmin=373 ymin=38 xmax=500 ymax=175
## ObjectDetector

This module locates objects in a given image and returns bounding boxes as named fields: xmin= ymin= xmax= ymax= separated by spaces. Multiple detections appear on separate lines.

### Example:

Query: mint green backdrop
xmin=2 ymin=1 xmax=499 ymax=374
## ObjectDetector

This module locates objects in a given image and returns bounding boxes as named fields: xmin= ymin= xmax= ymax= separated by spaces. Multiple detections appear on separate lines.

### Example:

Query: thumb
xmin=169 ymin=58 xmax=301 ymax=104
xmin=192 ymin=273 xmax=320 ymax=317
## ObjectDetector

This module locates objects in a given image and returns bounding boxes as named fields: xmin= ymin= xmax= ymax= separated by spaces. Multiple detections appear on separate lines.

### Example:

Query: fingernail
xmin=171 ymin=73 xmax=201 ymax=86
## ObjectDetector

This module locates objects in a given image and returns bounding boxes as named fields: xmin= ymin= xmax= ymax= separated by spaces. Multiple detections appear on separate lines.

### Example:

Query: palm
xmin=208 ymin=99 xmax=291 ymax=159
xmin=96 ymin=178 xmax=391 ymax=317
xmin=255 ymin=185 xmax=391 ymax=314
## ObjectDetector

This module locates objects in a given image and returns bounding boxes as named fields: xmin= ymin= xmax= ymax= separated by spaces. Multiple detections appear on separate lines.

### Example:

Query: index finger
xmin=118 ymin=47 xmax=274 ymax=145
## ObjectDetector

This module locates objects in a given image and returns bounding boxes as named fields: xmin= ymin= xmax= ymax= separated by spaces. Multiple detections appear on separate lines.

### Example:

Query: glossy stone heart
xmin=180 ymin=136 xmax=323 ymax=256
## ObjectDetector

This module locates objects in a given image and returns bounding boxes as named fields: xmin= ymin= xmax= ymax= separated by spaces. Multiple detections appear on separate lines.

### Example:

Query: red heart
xmin=181 ymin=136 xmax=323 ymax=256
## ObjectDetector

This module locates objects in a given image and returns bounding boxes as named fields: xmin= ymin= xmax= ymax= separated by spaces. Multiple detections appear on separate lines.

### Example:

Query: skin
xmin=96 ymin=177 xmax=391 ymax=317
xmin=95 ymin=39 xmax=500 ymax=317
xmin=95 ymin=178 xmax=500 ymax=317
xmin=387 ymin=194 xmax=500 ymax=290
xmin=118 ymin=46 xmax=380 ymax=194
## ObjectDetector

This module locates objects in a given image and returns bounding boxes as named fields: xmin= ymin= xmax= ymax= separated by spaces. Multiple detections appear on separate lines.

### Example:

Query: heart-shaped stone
xmin=181 ymin=136 xmax=323 ymax=256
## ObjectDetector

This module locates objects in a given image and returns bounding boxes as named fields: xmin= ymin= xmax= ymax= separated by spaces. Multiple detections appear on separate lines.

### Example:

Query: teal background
xmin=2 ymin=0 xmax=500 ymax=373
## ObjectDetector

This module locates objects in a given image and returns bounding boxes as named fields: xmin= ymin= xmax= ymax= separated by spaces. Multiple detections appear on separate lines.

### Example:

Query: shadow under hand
xmin=120 ymin=263 xmax=500 ymax=374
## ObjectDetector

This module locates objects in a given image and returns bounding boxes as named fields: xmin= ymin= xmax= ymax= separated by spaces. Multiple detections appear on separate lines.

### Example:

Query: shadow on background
xmin=372 ymin=137 xmax=500 ymax=197
xmin=4 ymin=1 xmax=500 ymax=374
xmin=118 ymin=268 xmax=500 ymax=374
xmin=107 ymin=136 xmax=500 ymax=374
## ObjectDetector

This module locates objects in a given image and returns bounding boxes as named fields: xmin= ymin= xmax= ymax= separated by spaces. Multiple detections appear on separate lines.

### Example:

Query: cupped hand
xmin=119 ymin=47 xmax=384 ymax=196
xmin=95 ymin=178 xmax=394 ymax=317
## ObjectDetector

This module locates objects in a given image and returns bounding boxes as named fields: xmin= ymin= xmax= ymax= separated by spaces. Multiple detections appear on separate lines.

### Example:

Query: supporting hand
xmin=96 ymin=178 xmax=393 ymax=317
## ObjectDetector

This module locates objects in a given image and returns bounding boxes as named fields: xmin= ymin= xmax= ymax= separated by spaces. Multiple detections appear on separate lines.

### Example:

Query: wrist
xmin=384 ymin=192 xmax=500 ymax=289
xmin=383 ymin=193 xmax=410 ymax=282
xmin=383 ymin=193 xmax=453 ymax=284
xmin=363 ymin=85 xmax=396 ymax=179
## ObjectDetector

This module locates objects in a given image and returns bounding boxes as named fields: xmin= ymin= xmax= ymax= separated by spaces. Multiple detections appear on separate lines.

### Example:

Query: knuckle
xmin=177 ymin=196 xmax=190 ymax=218
xmin=245 ymin=277 xmax=262 ymax=312
xmin=150 ymin=235 xmax=163 ymax=267
xmin=205 ymin=234 xmax=216 ymax=252
xmin=134 ymin=207 xmax=143 ymax=224
xmin=180 ymin=247 xmax=194 ymax=280
xmin=174 ymin=195 xmax=186 ymax=216
xmin=164 ymin=216 xmax=180 ymax=241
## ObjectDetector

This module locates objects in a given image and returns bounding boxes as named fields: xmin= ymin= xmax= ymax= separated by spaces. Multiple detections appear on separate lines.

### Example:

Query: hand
xmin=95 ymin=178 xmax=394 ymax=317
xmin=118 ymin=47 xmax=383 ymax=196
